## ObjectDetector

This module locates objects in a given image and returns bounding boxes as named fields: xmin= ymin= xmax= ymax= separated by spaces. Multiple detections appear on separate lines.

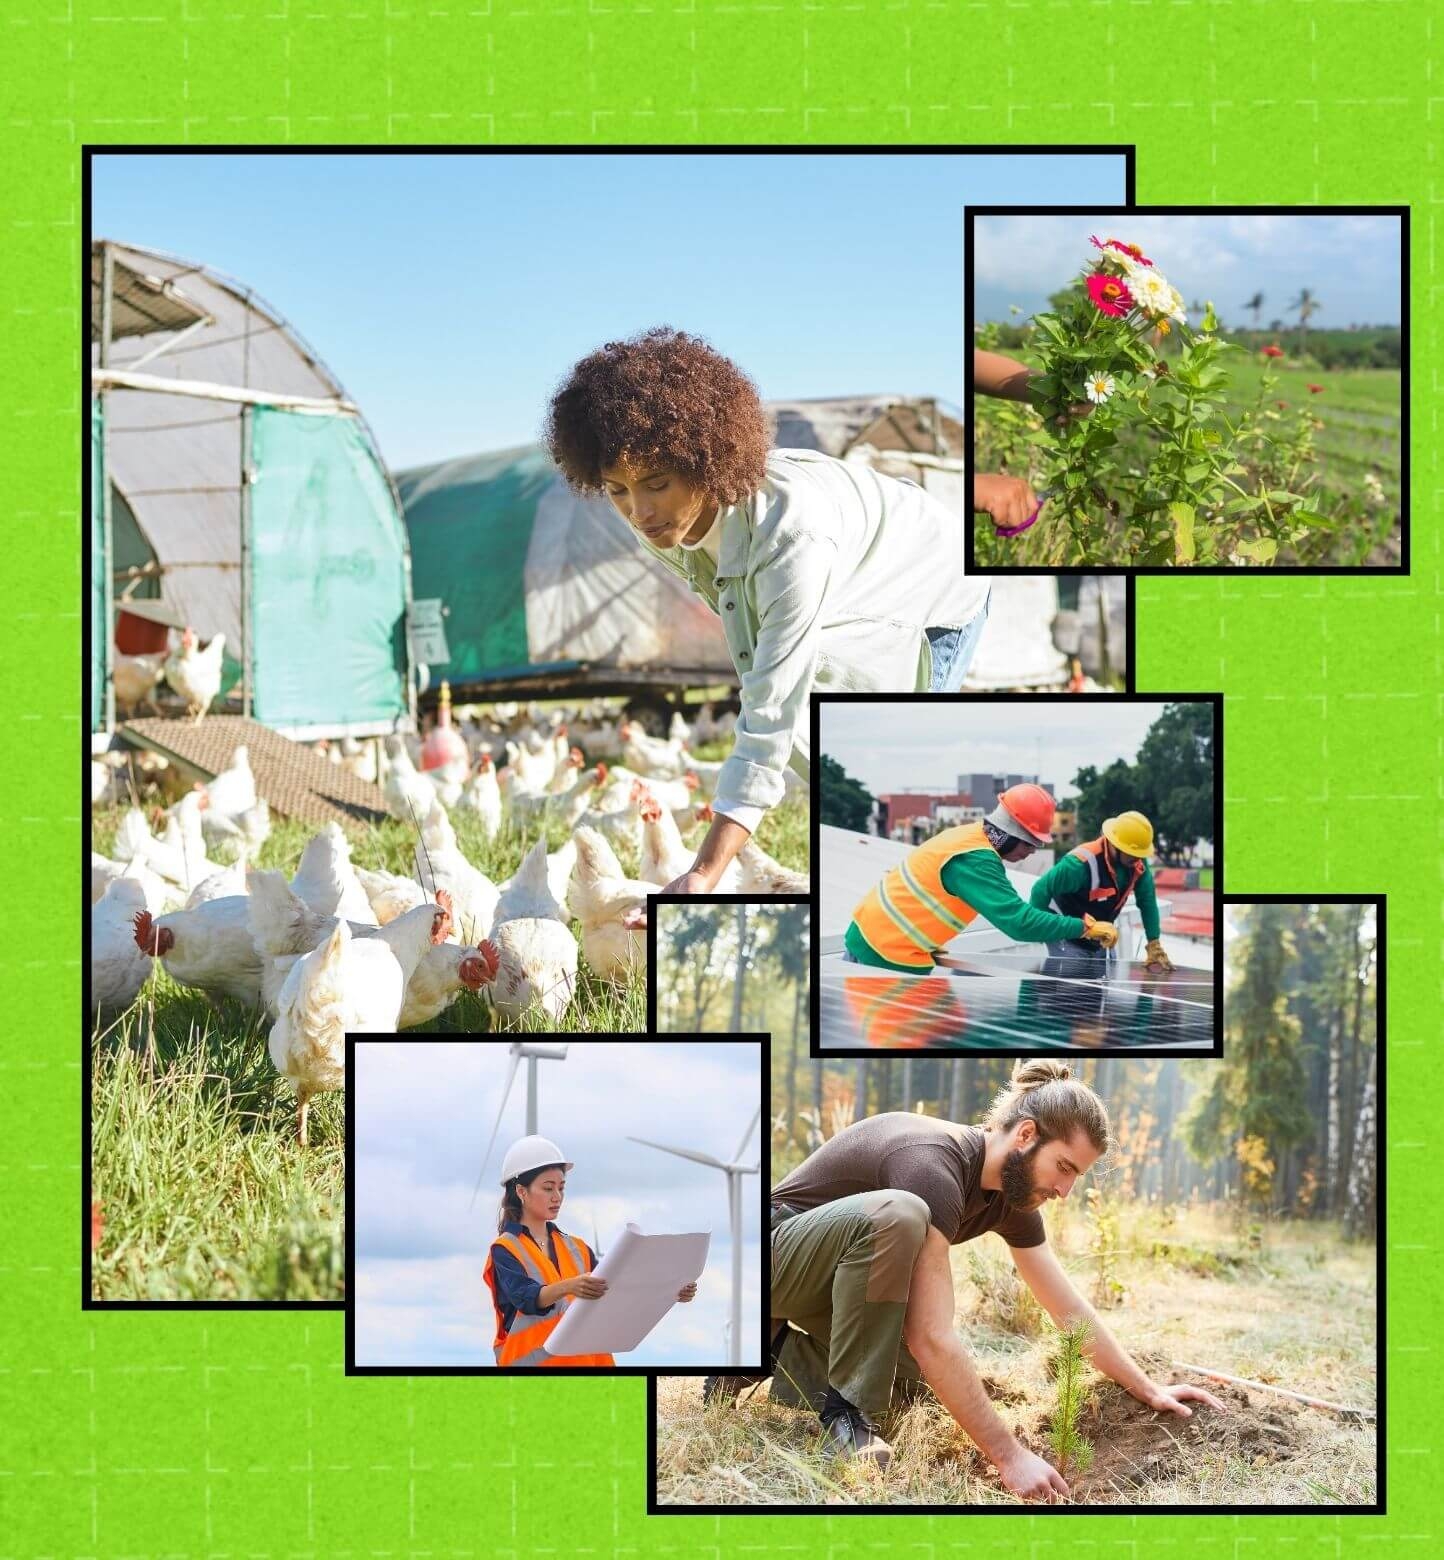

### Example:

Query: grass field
xmin=973 ymin=351 xmax=1402 ymax=567
xmin=89 ymin=745 xmax=808 ymax=1302
xmin=654 ymin=1203 xmax=1376 ymax=1507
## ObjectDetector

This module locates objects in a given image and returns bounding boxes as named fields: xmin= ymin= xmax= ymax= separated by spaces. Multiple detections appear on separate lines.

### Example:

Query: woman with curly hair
xmin=545 ymin=326 xmax=989 ymax=894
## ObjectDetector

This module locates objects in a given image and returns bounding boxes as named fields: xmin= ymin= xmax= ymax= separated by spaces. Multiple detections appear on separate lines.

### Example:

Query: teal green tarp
xmin=246 ymin=407 xmax=408 ymax=728
xmin=393 ymin=445 xmax=553 ymax=681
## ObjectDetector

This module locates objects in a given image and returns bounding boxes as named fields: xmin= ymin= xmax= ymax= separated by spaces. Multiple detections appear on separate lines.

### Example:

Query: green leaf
xmin=1291 ymin=509 xmax=1342 ymax=531
xmin=1202 ymin=302 xmax=1219 ymax=332
xmin=1184 ymin=462 xmax=1210 ymax=483
xmin=1266 ymin=490 xmax=1298 ymax=504
xmin=1169 ymin=501 xmax=1196 ymax=562
xmin=1033 ymin=314 xmax=1067 ymax=346
xmin=1234 ymin=538 xmax=1278 ymax=564
xmin=1224 ymin=463 xmax=1248 ymax=476
xmin=1064 ymin=469 xmax=1087 ymax=490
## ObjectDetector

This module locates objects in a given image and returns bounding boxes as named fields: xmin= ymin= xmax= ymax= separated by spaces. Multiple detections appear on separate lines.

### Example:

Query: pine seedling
xmin=1045 ymin=1319 xmax=1096 ymax=1481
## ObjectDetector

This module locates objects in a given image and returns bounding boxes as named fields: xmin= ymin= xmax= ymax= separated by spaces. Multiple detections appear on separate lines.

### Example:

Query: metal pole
xmin=239 ymin=405 xmax=253 ymax=720
xmin=526 ymin=1056 xmax=538 ymax=1135
xmin=99 ymin=243 xmax=115 ymax=737
xmin=728 ymin=1171 xmax=742 ymax=1366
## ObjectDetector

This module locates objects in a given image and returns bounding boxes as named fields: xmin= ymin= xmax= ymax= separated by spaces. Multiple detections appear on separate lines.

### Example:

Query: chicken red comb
xmin=430 ymin=897 xmax=454 ymax=945
xmin=133 ymin=909 xmax=171 ymax=957
xmin=477 ymin=753 xmax=493 ymax=771
xmin=436 ymin=888 xmax=454 ymax=914
xmin=477 ymin=939 xmax=501 ymax=981
xmin=683 ymin=772 xmax=699 ymax=791
xmin=629 ymin=778 xmax=648 ymax=801
xmin=639 ymin=797 xmax=663 ymax=823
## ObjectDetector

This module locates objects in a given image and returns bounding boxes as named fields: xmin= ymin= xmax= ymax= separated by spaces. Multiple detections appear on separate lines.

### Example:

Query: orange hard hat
xmin=990 ymin=782 xmax=1057 ymax=846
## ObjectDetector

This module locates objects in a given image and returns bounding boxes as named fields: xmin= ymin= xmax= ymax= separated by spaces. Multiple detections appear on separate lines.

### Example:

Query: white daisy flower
xmin=1130 ymin=267 xmax=1175 ymax=315
xmin=1167 ymin=284 xmax=1188 ymax=325
xmin=1085 ymin=372 xmax=1116 ymax=404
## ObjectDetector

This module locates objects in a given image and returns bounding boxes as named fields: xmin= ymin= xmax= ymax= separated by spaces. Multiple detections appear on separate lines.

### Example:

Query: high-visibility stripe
xmin=899 ymin=860 xmax=972 ymax=935
xmin=875 ymin=881 xmax=940 ymax=956
xmin=487 ymin=1226 xmax=615 ymax=1369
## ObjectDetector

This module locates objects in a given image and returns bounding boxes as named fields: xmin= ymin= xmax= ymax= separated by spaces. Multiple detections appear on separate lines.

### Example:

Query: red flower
xmin=1308 ymin=383 xmax=1325 ymax=394
xmin=1086 ymin=271 xmax=1135 ymax=317
xmin=1276 ymin=400 xmax=1289 ymax=408
xmin=1261 ymin=344 xmax=1285 ymax=358
xmin=1089 ymin=234 xmax=1153 ymax=266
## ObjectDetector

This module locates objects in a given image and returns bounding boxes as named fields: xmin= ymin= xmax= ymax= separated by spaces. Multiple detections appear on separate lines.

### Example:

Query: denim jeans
xmin=926 ymin=590 xmax=991 ymax=692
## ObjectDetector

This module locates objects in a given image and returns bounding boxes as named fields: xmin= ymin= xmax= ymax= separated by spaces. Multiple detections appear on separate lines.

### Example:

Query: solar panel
xmin=819 ymin=946 xmax=1216 ymax=1053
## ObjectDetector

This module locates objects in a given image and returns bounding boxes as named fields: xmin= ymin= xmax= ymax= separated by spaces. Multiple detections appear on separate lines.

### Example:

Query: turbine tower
xmin=628 ymin=1104 xmax=761 ymax=1365
xmin=469 ymin=1041 xmax=571 ymax=1207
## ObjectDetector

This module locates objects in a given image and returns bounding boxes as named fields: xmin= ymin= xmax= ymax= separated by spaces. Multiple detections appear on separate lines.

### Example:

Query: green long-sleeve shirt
xmin=846 ymin=848 xmax=1087 ymax=972
xmin=1029 ymin=850 xmax=1161 ymax=940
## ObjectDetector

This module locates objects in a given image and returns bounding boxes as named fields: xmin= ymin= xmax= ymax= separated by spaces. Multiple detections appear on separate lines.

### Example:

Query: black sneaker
xmin=819 ymin=1388 xmax=893 ymax=1468
xmin=702 ymin=1323 xmax=790 ymax=1406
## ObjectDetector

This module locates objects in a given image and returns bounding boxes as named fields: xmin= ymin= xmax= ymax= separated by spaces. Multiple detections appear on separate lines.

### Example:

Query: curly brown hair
xmin=544 ymin=326 xmax=771 ymax=502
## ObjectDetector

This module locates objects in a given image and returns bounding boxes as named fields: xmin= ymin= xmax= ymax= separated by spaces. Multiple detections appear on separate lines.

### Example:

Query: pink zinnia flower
xmin=1308 ymin=383 xmax=1325 ymax=394
xmin=1261 ymin=344 xmax=1285 ymax=358
xmin=1089 ymin=234 xmax=1153 ymax=266
xmin=1087 ymin=272 xmax=1135 ymax=317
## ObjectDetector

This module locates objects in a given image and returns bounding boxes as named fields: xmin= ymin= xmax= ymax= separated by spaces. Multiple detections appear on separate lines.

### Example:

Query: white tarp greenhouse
xmin=90 ymin=240 xmax=413 ymax=740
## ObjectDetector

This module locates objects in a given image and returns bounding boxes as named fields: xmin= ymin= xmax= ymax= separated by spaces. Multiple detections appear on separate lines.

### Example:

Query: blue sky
xmin=820 ymin=700 xmax=1171 ymax=799
xmin=974 ymin=212 xmax=1402 ymax=329
xmin=352 ymin=1039 xmax=763 ymax=1370
xmin=93 ymin=151 xmax=1126 ymax=469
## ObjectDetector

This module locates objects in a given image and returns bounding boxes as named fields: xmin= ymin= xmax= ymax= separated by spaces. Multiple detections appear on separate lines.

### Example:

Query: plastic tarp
xmin=90 ymin=400 xmax=106 ymax=732
xmin=91 ymin=240 xmax=410 ymax=733
xmin=395 ymin=447 xmax=731 ymax=681
xmin=246 ymin=408 xmax=409 ymax=727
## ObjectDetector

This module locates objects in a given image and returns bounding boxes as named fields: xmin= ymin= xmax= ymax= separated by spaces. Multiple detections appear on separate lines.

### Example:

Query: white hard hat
xmin=500 ymin=1134 xmax=573 ymax=1186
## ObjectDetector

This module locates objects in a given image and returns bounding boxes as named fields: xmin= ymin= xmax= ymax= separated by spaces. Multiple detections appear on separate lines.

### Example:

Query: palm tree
xmin=1290 ymin=288 xmax=1323 ymax=358
xmin=1242 ymin=291 xmax=1265 ymax=332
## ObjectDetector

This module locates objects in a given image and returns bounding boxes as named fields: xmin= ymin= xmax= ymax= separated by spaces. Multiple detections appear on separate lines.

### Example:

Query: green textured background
xmin=5 ymin=0 xmax=1426 ymax=1550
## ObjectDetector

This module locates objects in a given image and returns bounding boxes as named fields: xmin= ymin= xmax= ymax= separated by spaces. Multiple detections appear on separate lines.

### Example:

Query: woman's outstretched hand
xmin=661 ymin=870 xmax=714 ymax=896
xmin=568 ymin=1274 xmax=609 ymax=1300
xmin=973 ymin=473 xmax=1039 ymax=531
xmin=676 ymin=1282 xmax=698 ymax=1303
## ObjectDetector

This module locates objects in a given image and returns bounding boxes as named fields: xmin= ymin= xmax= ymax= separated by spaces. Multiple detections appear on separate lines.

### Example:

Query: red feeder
xmin=114 ymin=599 xmax=184 ymax=656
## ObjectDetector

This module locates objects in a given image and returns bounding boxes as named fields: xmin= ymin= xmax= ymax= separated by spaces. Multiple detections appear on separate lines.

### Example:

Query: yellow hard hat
xmin=1102 ymin=811 xmax=1155 ymax=858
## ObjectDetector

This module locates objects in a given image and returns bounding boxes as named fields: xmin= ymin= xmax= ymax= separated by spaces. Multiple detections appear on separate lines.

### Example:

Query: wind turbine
xmin=628 ymin=1103 xmax=761 ymax=1365
xmin=469 ymin=1040 xmax=571 ymax=1207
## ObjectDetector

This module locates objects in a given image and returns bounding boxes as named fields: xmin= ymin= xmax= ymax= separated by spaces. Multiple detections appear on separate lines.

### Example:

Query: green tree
xmin=1071 ymin=757 xmax=1144 ymax=841
xmin=1134 ymin=702 xmax=1214 ymax=859
xmin=820 ymin=753 xmax=875 ymax=831
xmin=1182 ymin=904 xmax=1312 ymax=1212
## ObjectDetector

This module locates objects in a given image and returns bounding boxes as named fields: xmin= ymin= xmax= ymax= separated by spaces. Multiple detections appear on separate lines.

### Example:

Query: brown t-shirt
xmin=771 ymin=1112 xmax=1046 ymax=1248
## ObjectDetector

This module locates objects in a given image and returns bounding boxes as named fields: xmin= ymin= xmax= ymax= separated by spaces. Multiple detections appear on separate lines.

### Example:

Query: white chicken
xmin=456 ymin=753 xmax=504 ymax=840
xmin=737 ymin=837 xmax=810 ymax=895
xmin=691 ymin=703 xmax=737 ymax=745
xmin=268 ymin=896 xmax=454 ymax=1145
xmin=637 ymin=793 xmax=739 ymax=890
xmin=163 ymin=628 xmax=227 ymax=722
xmin=91 ymin=877 xmax=154 ymax=1018
xmin=116 ymin=795 xmax=218 ymax=894
xmin=290 ymin=822 xmax=378 ymax=925
xmin=397 ymin=938 xmax=500 ymax=1030
xmin=620 ymin=719 xmax=687 ymax=779
xmin=629 ymin=772 xmax=701 ymax=819
xmin=340 ymin=735 xmax=379 ymax=784
xmin=184 ymin=850 xmax=251 ymax=908
xmin=568 ymin=825 xmax=655 ymax=984
xmin=112 ymin=649 xmax=167 ymax=716
xmin=495 ymin=837 xmax=569 ymax=926
xmin=91 ymin=850 xmax=175 ymax=912
xmin=488 ymin=839 xmax=579 ymax=1026
xmin=133 ymin=895 xmax=265 ymax=1007
xmin=668 ymin=709 xmax=692 ymax=745
xmin=354 ymin=864 xmax=428 ymax=926
xmin=204 ymin=744 xmax=256 ymax=818
xmin=413 ymin=798 xmax=500 ymax=944
xmin=382 ymin=735 xmax=443 ymax=825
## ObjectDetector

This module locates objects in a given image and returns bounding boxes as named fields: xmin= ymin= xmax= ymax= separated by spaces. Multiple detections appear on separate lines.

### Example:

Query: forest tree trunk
xmin=729 ymin=904 xmax=747 ymax=1031
xmin=1343 ymin=1045 xmax=1377 ymax=1241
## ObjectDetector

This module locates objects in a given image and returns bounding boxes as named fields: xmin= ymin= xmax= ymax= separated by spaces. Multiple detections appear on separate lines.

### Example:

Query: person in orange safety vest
xmin=483 ymin=1134 xmax=698 ymax=1367
xmin=845 ymin=783 xmax=1121 ymax=973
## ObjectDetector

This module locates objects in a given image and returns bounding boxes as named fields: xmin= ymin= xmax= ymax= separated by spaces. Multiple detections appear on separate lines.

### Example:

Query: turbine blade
xmin=626 ymin=1135 xmax=728 ymax=1171
xmin=468 ymin=1046 xmax=522 ymax=1209
xmin=734 ymin=1104 xmax=762 ymax=1163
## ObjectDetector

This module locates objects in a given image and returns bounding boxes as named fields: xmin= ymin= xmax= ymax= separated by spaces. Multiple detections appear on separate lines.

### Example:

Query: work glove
xmin=1145 ymin=938 xmax=1176 ymax=973
xmin=1081 ymin=915 xmax=1119 ymax=950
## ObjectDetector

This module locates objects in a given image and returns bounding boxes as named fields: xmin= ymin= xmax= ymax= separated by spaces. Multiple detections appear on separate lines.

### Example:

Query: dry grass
xmin=654 ymin=1205 xmax=1376 ymax=1507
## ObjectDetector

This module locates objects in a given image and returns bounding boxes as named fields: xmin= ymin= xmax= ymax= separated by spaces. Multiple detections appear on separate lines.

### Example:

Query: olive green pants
xmin=768 ymin=1190 xmax=931 ymax=1423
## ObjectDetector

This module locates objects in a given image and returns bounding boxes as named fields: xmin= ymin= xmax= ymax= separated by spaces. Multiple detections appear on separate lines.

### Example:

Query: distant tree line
xmin=1071 ymin=702 xmax=1214 ymax=862
xmin=780 ymin=903 xmax=1377 ymax=1239
xmin=820 ymin=753 xmax=875 ymax=831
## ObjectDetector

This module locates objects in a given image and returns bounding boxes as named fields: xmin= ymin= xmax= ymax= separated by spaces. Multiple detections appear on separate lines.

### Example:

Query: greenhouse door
xmin=244 ymin=407 xmax=409 ymax=732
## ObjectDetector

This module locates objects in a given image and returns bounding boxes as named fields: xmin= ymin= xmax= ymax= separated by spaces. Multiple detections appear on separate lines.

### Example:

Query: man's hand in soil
xmin=997 ymin=1446 xmax=1070 ymax=1502
xmin=973 ymin=473 xmax=1039 ymax=531
xmin=1142 ymin=1381 xmax=1228 ymax=1418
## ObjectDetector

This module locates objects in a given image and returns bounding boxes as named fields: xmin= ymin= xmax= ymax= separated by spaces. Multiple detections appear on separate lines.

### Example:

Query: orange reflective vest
xmin=483 ymin=1228 xmax=616 ymax=1368
xmin=851 ymin=821 xmax=996 ymax=970
xmin=1050 ymin=837 xmax=1144 ymax=923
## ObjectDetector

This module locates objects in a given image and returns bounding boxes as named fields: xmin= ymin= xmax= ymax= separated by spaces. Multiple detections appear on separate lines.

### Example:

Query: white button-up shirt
xmin=638 ymin=448 xmax=987 ymax=813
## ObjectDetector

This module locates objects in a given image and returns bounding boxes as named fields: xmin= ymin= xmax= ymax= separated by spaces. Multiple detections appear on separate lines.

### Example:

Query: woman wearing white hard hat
xmin=482 ymin=1134 xmax=698 ymax=1368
